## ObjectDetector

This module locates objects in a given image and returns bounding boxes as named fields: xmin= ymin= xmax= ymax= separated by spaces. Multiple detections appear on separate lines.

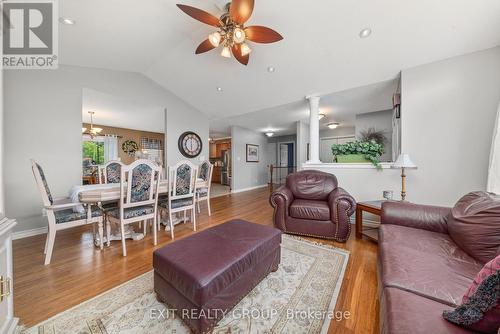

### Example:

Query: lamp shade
xmin=392 ymin=153 xmax=417 ymax=169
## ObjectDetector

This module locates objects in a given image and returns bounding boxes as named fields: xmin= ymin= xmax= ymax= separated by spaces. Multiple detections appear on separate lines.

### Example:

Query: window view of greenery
xmin=82 ymin=141 xmax=104 ymax=165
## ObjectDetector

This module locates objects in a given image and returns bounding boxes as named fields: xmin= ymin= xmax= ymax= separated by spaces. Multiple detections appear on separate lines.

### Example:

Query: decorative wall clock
xmin=178 ymin=131 xmax=203 ymax=158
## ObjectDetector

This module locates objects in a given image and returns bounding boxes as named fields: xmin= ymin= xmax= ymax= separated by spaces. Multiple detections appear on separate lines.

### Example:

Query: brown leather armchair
xmin=269 ymin=170 xmax=356 ymax=242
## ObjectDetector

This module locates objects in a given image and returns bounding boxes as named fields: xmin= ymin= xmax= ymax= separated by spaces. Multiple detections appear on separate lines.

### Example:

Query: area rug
xmin=22 ymin=235 xmax=349 ymax=334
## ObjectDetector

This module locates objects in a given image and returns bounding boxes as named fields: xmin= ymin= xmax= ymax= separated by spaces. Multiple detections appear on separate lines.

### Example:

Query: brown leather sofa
xmin=378 ymin=193 xmax=500 ymax=334
xmin=269 ymin=170 xmax=356 ymax=242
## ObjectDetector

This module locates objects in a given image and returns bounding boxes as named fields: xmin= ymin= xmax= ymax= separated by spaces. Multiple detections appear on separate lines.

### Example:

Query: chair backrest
xmin=31 ymin=159 xmax=53 ymax=206
xmin=119 ymin=160 xmax=161 ymax=215
xmin=168 ymin=160 xmax=198 ymax=200
xmin=198 ymin=160 xmax=213 ymax=184
xmin=100 ymin=160 xmax=124 ymax=184
xmin=286 ymin=170 xmax=338 ymax=200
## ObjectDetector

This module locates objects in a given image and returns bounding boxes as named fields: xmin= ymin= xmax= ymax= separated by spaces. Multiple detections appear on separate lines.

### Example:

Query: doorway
xmin=278 ymin=142 xmax=295 ymax=183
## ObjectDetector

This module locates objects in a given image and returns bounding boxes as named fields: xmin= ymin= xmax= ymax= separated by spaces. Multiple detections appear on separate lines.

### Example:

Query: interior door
xmin=267 ymin=143 xmax=277 ymax=183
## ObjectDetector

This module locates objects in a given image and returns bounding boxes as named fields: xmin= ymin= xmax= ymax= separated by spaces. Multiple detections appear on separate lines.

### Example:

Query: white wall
xmin=320 ymin=126 xmax=356 ymax=139
xmin=400 ymin=46 xmax=500 ymax=206
xmin=308 ymin=47 xmax=500 ymax=207
xmin=4 ymin=65 xmax=209 ymax=233
xmin=355 ymin=110 xmax=393 ymax=162
xmin=231 ymin=126 xmax=269 ymax=191
xmin=296 ymin=121 xmax=309 ymax=170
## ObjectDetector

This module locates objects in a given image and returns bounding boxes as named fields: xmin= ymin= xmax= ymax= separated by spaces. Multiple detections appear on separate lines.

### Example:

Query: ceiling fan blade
xmin=176 ymin=4 xmax=221 ymax=27
xmin=244 ymin=26 xmax=283 ymax=43
xmin=230 ymin=0 xmax=254 ymax=25
xmin=232 ymin=44 xmax=249 ymax=65
xmin=195 ymin=39 xmax=216 ymax=54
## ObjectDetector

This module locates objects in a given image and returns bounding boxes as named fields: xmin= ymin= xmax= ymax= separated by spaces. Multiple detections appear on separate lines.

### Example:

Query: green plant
xmin=331 ymin=140 xmax=385 ymax=168
xmin=359 ymin=127 xmax=387 ymax=145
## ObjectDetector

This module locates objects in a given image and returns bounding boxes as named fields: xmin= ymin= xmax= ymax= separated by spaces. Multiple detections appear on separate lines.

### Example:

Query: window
xmin=82 ymin=139 xmax=105 ymax=165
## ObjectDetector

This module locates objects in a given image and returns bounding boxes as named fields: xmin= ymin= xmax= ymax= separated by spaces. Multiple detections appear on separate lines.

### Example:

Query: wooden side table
xmin=355 ymin=200 xmax=385 ymax=242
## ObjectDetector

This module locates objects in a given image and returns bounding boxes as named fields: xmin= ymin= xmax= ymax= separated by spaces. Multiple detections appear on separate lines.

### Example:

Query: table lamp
xmin=392 ymin=153 xmax=417 ymax=201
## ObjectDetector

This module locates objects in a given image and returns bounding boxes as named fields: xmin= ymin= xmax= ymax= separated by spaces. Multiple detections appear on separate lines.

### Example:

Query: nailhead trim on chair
xmin=271 ymin=194 xmax=352 ymax=242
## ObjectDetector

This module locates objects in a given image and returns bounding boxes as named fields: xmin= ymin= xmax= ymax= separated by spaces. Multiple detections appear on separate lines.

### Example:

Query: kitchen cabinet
xmin=212 ymin=166 xmax=222 ymax=183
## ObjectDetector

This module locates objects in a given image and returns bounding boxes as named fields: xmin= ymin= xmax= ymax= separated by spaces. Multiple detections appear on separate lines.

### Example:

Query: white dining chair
xmin=158 ymin=160 xmax=198 ymax=239
xmin=196 ymin=161 xmax=213 ymax=216
xmin=99 ymin=160 xmax=124 ymax=184
xmin=106 ymin=159 xmax=161 ymax=256
xmin=31 ymin=159 xmax=105 ymax=265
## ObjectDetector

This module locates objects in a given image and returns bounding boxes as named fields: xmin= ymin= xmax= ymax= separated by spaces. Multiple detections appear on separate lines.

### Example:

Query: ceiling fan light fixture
xmin=240 ymin=43 xmax=252 ymax=56
xmin=221 ymin=46 xmax=232 ymax=58
xmin=208 ymin=31 xmax=222 ymax=47
xmin=233 ymin=27 xmax=246 ymax=43
xmin=318 ymin=113 xmax=326 ymax=120
xmin=327 ymin=122 xmax=340 ymax=129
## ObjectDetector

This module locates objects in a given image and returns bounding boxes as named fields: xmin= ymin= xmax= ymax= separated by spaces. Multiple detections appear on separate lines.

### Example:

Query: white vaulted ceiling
xmin=59 ymin=0 xmax=500 ymax=120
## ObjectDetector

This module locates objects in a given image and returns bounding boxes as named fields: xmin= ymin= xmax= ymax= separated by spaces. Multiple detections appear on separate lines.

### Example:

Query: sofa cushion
xmin=290 ymin=199 xmax=330 ymax=221
xmin=447 ymin=191 xmax=500 ymax=263
xmin=443 ymin=255 xmax=500 ymax=334
xmin=381 ymin=287 xmax=473 ymax=334
xmin=379 ymin=225 xmax=483 ymax=307
xmin=379 ymin=224 xmax=477 ymax=262
xmin=286 ymin=170 xmax=337 ymax=200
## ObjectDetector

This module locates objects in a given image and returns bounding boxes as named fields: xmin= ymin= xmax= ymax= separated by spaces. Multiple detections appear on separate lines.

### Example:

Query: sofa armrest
xmin=328 ymin=187 xmax=356 ymax=242
xmin=381 ymin=201 xmax=451 ymax=234
xmin=270 ymin=186 xmax=294 ymax=231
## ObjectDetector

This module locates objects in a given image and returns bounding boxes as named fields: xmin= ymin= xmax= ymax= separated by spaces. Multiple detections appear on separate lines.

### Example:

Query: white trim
xmin=231 ymin=184 xmax=268 ymax=194
xmin=303 ymin=162 xmax=393 ymax=169
xmin=12 ymin=226 xmax=47 ymax=240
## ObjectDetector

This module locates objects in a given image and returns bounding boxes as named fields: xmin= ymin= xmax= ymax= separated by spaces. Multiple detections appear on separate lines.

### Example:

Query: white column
xmin=306 ymin=95 xmax=321 ymax=163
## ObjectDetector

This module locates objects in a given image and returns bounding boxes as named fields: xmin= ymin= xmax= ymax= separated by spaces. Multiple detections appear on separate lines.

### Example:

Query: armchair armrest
xmin=270 ymin=185 xmax=294 ymax=231
xmin=381 ymin=201 xmax=451 ymax=234
xmin=45 ymin=201 xmax=84 ymax=210
xmin=328 ymin=187 xmax=356 ymax=241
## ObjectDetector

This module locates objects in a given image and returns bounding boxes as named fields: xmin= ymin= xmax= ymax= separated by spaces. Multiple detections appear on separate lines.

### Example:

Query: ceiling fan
xmin=176 ymin=0 xmax=283 ymax=65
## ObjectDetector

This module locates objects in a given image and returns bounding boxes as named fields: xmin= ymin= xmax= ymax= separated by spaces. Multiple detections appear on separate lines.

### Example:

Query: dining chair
xmin=99 ymin=160 xmax=124 ymax=184
xmin=31 ymin=159 xmax=104 ymax=265
xmin=196 ymin=160 xmax=213 ymax=216
xmin=106 ymin=159 xmax=161 ymax=256
xmin=158 ymin=160 xmax=198 ymax=239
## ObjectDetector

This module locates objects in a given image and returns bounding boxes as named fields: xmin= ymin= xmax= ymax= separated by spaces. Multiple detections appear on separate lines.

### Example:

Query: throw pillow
xmin=443 ymin=255 xmax=500 ymax=333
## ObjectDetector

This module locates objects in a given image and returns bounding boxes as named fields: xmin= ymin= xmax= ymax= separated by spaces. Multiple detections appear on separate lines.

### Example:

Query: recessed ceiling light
xmin=216 ymin=87 xmax=223 ymax=92
xmin=359 ymin=28 xmax=372 ymax=38
xmin=59 ymin=17 xmax=75 ymax=25
xmin=267 ymin=66 xmax=275 ymax=73
xmin=327 ymin=122 xmax=340 ymax=129
xmin=265 ymin=132 xmax=274 ymax=137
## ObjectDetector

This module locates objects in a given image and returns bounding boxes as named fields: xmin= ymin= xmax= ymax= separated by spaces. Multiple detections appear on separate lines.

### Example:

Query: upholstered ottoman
xmin=153 ymin=219 xmax=282 ymax=333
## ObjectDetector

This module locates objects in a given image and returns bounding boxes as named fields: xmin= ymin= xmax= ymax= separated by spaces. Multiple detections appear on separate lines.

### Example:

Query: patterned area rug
xmin=22 ymin=235 xmax=349 ymax=334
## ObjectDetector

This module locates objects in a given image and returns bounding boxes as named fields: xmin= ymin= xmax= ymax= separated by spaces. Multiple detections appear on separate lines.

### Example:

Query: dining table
xmin=72 ymin=178 xmax=207 ymax=247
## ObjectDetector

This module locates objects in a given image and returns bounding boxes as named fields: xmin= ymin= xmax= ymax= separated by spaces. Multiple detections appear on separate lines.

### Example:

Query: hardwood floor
xmin=12 ymin=187 xmax=379 ymax=333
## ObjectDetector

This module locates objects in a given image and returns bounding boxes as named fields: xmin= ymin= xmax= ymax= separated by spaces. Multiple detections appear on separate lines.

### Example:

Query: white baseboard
xmin=231 ymin=184 xmax=268 ymax=194
xmin=12 ymin=226 xmax=47 ymax=240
